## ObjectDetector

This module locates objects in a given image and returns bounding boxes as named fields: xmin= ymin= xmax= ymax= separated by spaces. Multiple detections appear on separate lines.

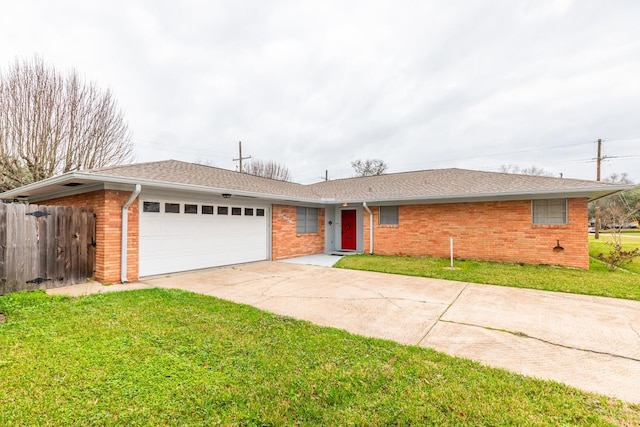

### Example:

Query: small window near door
xmin=184 ymin=204 xmax=198 ymax=214
xmin=532 ymin=199 xmax=567 ymax=224
xmin=231 ymin=207 xmax=242 ymax=216
xmin=143 ymin=201 xmax=160 ymax=213
xmin=202 ymin=205 xmax=214 ymax=215
xmin=165 ymin=203 xmax=180 ymax=214
xmin=296 ymin=207 xmax=318 ymax=233
xmin=256 ymin=208 xmax=265 ymax=217
xmin=379 ymin=206 xmax=399 ymax=225
xmin=217 ymin=206 xmax=228 ymax=215
xmin=245 ymin=208 xmax=254 ymax=216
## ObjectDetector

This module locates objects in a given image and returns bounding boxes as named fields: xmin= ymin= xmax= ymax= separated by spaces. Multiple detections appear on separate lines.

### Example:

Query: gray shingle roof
xmin=307 ymin=168 xmax=625 ymax=202
xmin=90 ymin=160 xmax=319 ymax=200
xmin=1 ymin=159 xmax=632 ymax=203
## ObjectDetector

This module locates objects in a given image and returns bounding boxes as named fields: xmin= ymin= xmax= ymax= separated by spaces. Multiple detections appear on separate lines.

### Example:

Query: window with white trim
xmin=165 ymin=203 xmax=180 ymax=214
xmin=379 ymin=206 xmax=399 ymax=225
xmin=143 ymin=201 xmax=160 ymax=213
xmin=532 ymin=199 xmax=567 ymax=224
xmin=296 ymin=207 xmax=318 ymax=233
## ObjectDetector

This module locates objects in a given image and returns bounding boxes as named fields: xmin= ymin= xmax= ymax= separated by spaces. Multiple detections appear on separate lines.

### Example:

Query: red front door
xmin=341 ymin=210 xmax=357 ymax=250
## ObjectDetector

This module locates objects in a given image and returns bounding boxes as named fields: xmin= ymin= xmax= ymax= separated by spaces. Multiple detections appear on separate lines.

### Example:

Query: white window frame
xmin=532 ymin=199 xmax=568 ymax=225
xmin=379 ymin=206 xmax=399 ymax=225
xmin=296 ymin=207 xmax=318 ymax=234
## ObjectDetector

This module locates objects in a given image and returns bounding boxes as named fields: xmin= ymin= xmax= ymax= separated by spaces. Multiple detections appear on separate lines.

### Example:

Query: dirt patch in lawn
xmin=0 ymin=313 xmax=5 ymax=323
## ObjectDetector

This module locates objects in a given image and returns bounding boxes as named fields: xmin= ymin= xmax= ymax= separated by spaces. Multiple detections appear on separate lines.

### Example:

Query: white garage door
xmin=139 ymin=199 xmax=269 ymax=276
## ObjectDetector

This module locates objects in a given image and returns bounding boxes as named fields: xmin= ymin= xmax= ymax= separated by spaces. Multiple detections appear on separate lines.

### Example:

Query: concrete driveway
xmin=50 ymin=261 xmax=640 ymax=403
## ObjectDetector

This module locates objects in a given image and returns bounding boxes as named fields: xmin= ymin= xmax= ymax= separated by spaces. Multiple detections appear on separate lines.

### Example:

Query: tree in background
xmin=499 ymin=164 xmax=554 ymax=177
xmin=243 ymin=159 xmax=292 ymax=182
xmin=351 ymin=159 xmax=388 ymax=177
xmin=0 ymin=56 xmax=134 ymax=192
xmin=598 ymin=173 xmax=639 ymax=227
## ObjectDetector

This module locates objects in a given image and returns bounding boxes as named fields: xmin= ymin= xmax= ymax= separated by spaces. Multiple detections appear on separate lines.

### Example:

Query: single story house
xmin=0 ymin=160 xmax=633 ymax=283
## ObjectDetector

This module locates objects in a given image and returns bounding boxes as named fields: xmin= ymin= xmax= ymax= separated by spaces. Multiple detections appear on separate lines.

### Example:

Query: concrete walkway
xmin=49 ymin=261 xmax=640 ymax=403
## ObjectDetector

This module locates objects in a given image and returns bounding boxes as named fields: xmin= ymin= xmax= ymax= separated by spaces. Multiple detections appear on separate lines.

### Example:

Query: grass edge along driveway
xmin=335 ymin=250 xmax=640 ymax=302
xmin=1 ymin=289 xmax=639 ymax=426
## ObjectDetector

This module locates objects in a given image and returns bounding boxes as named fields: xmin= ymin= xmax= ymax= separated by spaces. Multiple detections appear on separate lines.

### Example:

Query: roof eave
xmin=339 ymin=185 xmax=635 ymax=205
xmin=1 ymin=171 xmax=325 ymax=205
xmin=2 ymin=171 xmax=634 ymax=206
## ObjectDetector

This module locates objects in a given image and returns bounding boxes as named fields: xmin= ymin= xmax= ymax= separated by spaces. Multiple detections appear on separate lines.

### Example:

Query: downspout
xmin=121 ymin=184 xmax=141 ymax=283
xmin=363 ymin=201 xmax=373 ymax=255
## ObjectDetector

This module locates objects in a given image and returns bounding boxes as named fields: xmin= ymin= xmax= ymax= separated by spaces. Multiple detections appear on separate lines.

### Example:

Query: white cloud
xmin=1 ymin=0 xmax=639 ymax=183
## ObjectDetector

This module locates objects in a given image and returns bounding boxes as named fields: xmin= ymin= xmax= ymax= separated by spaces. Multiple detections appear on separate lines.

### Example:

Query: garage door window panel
xmin=143 ymin=201 xmax=160 ymax=213
xmin=165 ymin=203 xmax=180 ymax=214
xmin=202 ymin=205 xmax=214 ymax=215
xmin=218 ymin=206 xmax=228 ymax=215
xmin=232 ymin=207 xmax=242 ymax=216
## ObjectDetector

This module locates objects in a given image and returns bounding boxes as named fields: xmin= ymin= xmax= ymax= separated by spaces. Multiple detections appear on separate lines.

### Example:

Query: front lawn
xmin=1 ymin=289 xmax=638 ymax=426
xmin=335 ymin=246 xmax=640 ymax=301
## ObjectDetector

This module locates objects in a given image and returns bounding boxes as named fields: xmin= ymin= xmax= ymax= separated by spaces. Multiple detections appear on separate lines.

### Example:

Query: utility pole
xmin=594 ymin=138 xmax=602 ymax=240
xmin=233 ymin=141 xmax=251 ymax=173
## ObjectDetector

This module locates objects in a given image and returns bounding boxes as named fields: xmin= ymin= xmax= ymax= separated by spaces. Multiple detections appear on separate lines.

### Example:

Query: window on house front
xmin=532 ymin=199 xmax=567 ymax=224
xmin=379 ymin=206 xmax=399 ymax=225
xmin=296 ymin=207 xmax=318 ymax=233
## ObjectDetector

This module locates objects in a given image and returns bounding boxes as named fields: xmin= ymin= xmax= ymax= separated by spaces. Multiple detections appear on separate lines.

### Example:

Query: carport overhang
xmin=0 ymin=171 xmax=326 ymax=206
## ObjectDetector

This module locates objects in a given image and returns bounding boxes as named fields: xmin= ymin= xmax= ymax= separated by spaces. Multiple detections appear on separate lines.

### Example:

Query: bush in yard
xmin=598 ymin=243 xmax=640 ymax=271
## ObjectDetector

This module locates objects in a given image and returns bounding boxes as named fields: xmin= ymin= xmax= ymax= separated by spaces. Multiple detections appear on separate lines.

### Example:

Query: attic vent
xmin=62 ymin=182 xmax=83 ymax=187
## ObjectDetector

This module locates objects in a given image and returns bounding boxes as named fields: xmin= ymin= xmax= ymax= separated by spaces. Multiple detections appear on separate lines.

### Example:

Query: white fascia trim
xmin=0 ymin=173 xmax=82 ymax=199
xmin=342 ymin=185 xmax=636 ymax=206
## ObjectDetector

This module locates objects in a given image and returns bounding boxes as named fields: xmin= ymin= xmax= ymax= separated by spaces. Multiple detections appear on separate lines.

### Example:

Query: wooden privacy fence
xmin=0 ymin=202 xmax=96 ymax=295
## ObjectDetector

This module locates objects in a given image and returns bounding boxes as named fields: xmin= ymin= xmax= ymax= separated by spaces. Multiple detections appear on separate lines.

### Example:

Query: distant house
xmin=1 ymin=160 xmax=632 ymax=283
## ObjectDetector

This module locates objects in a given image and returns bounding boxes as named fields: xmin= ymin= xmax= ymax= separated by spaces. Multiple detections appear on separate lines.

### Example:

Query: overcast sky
xmin=2 ymin=1 xmax=640 ymax=183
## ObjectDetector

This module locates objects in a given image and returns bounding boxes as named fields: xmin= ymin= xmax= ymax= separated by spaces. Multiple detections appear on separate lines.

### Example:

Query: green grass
xmin=1 ymin=289 xmax=638 ymax=426
xmin=335 ymin=237 xmax=640 ymax=301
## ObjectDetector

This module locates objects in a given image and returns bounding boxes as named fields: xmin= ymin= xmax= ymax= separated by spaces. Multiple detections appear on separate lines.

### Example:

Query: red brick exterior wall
xmin=363 ymin=199 xmax=589 ymax=269
xmin=272 ymin=204 xmax=325 ymax=260
xmin=40 ymin=189 xmax=139 ymax=283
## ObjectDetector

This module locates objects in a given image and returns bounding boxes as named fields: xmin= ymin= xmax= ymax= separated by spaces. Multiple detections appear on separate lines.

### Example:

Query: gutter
xmin=121 ymin=184 xmax=141 ymax=283
xmin=363 ymin=201 xmax=373 ymax=255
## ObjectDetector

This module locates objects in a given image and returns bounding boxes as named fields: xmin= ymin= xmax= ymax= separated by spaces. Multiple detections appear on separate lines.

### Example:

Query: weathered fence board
xmin=0 ymin=202 xmax=95 ymax=295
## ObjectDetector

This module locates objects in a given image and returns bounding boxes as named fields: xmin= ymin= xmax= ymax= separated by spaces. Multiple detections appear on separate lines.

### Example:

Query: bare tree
xmin=243 ymin=159 xmax=292 ymax=181
xmin=351 ymin=159 xmax=388 ymax=177
xmin=599 ymin=173 xmax=640 ymax=229
xmin=499 ymin=164 xmax=553 ymax=177
xmin=0 ymin=56 xmax=134 ymax=191
xmin=595 ymin=173 xmax=640 ymax=270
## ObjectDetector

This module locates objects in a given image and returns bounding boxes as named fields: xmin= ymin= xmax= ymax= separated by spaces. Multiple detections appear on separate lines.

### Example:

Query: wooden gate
xmin=0 ymin=203 xmax=96 ymax=294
